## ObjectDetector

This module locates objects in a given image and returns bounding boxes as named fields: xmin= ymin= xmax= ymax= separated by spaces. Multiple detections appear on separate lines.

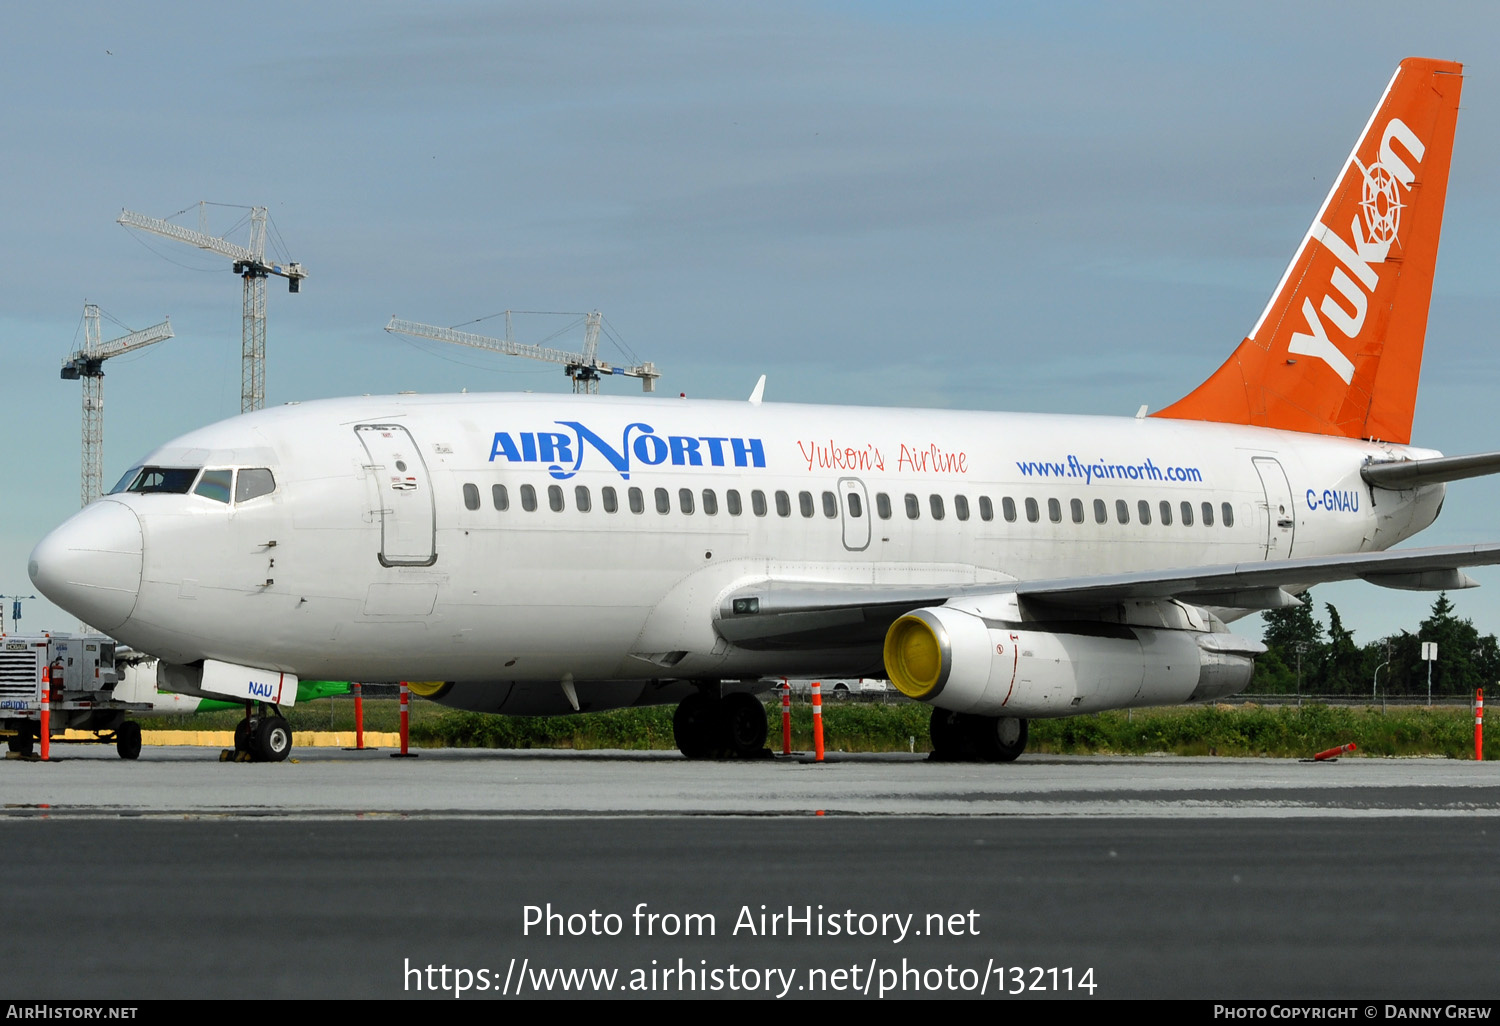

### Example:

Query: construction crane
xmin=385 ymin=312 xmax=659 ymax=393
xmin=61 ymin=304 xmax=173 ymax=506
xmin=117 ymin=203 xmax=306 ymax=413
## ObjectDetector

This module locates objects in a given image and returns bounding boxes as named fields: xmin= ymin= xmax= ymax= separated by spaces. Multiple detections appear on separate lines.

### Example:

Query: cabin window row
xmin=461 ymin=482 xmax=1234 ymax=528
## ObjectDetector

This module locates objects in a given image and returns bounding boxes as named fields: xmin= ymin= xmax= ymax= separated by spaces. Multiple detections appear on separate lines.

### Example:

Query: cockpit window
xmin=194 ymin=469 xmax=233 ymax=503
xmin=235 ymin=468 xmax=276 ymax=502
xmin=108 ymin=466 xmax=143 ymax=495
xmin=122 ymin=467 xmax=200 ymax=494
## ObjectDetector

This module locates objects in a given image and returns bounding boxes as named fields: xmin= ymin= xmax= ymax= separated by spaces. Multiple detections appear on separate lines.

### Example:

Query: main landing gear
xmin=673 ymin=691 xmax=769 ymax=759
xmin=929 ymin=708 xmax=1028 ymax=762
xmin=229 ymin=703 xmax=293 ymax=763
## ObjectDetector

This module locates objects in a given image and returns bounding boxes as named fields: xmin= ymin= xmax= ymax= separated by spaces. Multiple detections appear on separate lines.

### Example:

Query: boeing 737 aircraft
xmin=29 ymin=58 xmax=1500 ymax=762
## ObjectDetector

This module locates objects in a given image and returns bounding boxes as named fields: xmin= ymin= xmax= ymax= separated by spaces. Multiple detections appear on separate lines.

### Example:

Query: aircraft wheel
xmin=722 ymin=692 xmax=768 ymax=757
xmin=968 ymin=715 xmax=1028 ymax=763
xmin=929 ymin=708 xmax=966 ymax=759
xmin=7 ymin=730 xmax=35 ymax=756
xmin=116 ymin=721 xmax=143 ymax=761
xmin=234 ymin=718 xmax=253 ymax=754
xmin=673 ymin=693 xmax=724 ymax=759
xmin=254 ymin=716 xmax=293 ymax=763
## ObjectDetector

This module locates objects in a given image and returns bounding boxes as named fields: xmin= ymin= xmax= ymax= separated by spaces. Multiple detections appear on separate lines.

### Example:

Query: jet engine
xmin=883 ymin=601 xmax=1261 ymax=718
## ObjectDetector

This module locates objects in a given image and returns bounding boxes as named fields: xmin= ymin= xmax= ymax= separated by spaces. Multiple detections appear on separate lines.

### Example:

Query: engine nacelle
xmin=883 ymin=604 xmax=1260 ymax=717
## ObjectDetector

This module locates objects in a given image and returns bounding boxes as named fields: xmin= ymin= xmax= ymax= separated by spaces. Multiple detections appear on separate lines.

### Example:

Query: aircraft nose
xmin=29 ymin=500 xmax=143 ymax=632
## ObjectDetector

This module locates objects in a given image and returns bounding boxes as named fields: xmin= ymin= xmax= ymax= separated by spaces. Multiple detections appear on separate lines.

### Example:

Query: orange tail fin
xmin=1155 ymin=58 xmax=1462 ymax=444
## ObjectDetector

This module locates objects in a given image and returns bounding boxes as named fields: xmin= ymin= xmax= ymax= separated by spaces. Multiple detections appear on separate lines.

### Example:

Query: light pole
xmin=0 ymin=594 xmax=35 ymax=634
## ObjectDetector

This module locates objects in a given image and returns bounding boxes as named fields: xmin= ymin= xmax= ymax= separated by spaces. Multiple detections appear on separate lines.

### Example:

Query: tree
xmin=1322 ymin=602 xmax=1361 ymax=694
xmin=1256 ymin=591 xmax=1325 ymax=693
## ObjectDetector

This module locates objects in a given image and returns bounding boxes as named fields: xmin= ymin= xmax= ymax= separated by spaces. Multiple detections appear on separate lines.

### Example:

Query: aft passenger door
xmin=355 ymin=424 xmax=437 ymax=566
xmin=1252 ymin=456 xmax=1296 ymax=560
xmin=839 ymin=477 xmax=871 ymax=552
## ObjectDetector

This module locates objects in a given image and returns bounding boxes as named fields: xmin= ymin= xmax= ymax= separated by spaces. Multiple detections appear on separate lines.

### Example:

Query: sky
xmin=2 ymin=1 xmax=1499 ymax=651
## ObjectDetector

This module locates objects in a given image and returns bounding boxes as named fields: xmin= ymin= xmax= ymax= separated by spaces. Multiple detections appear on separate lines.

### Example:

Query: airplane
xmin=28 ymin=57 xmax=1500 ymax=763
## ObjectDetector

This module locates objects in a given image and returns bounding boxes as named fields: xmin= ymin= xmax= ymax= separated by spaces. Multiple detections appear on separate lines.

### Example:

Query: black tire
xmin=722 ymin=692 xmax=768 ymax=756
xmin=833 ymin=685 xmax=851 ymax=701
xmin=116 ymin=721 xmax=143 ymax=761
xmin=254 ymin=716 xmax=293 ymax=762
xmin=234 ymin=718 xmax=252 ymax=753
xmin=967 ymin=715 xmax=1028 ymax=762
xmin=929 ymin=708 xmax=966 ymax=758
xmin=673 ymin=692 xmax=724 ymax=759
xmin=7 ymin=730 xmax=34 ymax=756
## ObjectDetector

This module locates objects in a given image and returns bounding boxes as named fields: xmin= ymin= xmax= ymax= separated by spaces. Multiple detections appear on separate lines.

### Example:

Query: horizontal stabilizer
xmin=1362 ymin=450 xmax=1500 ymax=488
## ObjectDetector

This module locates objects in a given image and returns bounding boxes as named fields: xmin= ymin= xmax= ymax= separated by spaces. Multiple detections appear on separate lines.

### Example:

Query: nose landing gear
xmin=227 ymin=703 xmax=293 ymax=762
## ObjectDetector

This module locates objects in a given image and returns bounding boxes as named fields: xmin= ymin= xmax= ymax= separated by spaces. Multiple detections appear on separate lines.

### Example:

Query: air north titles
xmin=490 ymin=421 xmax=766 ymax=480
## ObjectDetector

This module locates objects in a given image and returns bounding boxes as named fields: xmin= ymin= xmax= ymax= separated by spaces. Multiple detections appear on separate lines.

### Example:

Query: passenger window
xmin=1116 ymin=499 xmax=1130 ymax=524
xmin=679 ymin=488 xmax=695 ymax=515
xmin=462 ymin=483 xmax=480 ymax=511
xmin=575 ymin=486 xmax=591 ymax=512
xmin=1093 ymin=498 xmax=1107 ymax=524
xmin=775 ymin=491 xmax=791 ymax=517
xmin=628 ymin=487 xmax=644 ymax=514
xmin=799 ymin=491 xmax=814 ymax=517
xmin=753 ymin=490 xmax=768 ymax=517
xmin=1222 ymin=502 xmax=1235 ymax=527
xmin=493 ymin=484 xmax=509 ymax=511
xmin=954 ymin=495 xmax=969 ymax=521
xmin=1047 ymin=498 xmax=1062 ymax=523
xmin=1025 ymin=498 xmax=1040 ymax=523
xmin=194 ymin=469 xmax=232 ymax=503
xmin=1137 ymin=500 xmax=1152 ymax=525
xmin=235 ymin=468 xmax=276 ymax=502
xmin=726 ymin=489 xmax=742 ymax=516
xmin=703 ymin=489 xmax=718 ymax=516
xmin=601 ymin=486 xmax=617 ymax=514
xmin=656 ymin=488 xmax=671 ymax=514
xmin=979 ymin=496 xmax=993 ymax=522
xmin=847 ymin=492 xmax=863 ymax=518
xmin=548 ymin=485 xmax=564 ymax=512
xmin=930 ymin=494 xmax=945 ymax=521
xmin=1180 ymin=501 xmax=1193 ymax=526
xmin=1201 ymin=501 xmax=1215 ymax=527
xmin=905 ymin=494 xmax=920 ymax=520
xmin=1071 ymin=498 xmax=1084 ymax=524
xmin=1159 ymin=500 xmax=1172 ymax=526
xmin=876 ymin=493 xmax=892 ymax=520
xmin=822 ymin=491 xmax=838 ymax=518
xmin=521 ymin=484 xmax=537 ymax=512
xmin=1002 ymin=497 xmax=1017 ymax=523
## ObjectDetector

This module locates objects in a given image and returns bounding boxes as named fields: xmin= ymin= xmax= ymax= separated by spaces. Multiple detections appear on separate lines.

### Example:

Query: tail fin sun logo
xmin=1358 ymin=158 xmax=1404 ymax=245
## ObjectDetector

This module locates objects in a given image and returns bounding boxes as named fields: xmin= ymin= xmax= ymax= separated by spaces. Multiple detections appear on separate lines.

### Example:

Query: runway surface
xmin=3 ymin=747 xmax=1497 ymax=1000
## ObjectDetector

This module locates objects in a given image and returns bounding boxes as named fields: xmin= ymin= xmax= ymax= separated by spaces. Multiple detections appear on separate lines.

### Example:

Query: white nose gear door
xmin=356 ymin=424 xmax=437 ymax=566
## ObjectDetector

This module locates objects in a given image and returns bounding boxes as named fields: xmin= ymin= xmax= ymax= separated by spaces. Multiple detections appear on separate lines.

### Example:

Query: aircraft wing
xmin=715 ymin=543 xmax=1500 ymax=649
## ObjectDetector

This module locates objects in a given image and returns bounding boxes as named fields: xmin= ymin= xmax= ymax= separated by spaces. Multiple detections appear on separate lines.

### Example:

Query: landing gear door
xmin=838 ymin=477 xmax=871 ymax=552
xmin=355 ymin=424 xmax=437 ymax=567
xmin=1252 ymin=456 xmax=1296 ymax=560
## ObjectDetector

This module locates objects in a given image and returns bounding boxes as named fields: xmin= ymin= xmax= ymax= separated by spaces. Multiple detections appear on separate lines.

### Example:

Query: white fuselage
xmin=33 ymin=393 xmax=1443 ymax=684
